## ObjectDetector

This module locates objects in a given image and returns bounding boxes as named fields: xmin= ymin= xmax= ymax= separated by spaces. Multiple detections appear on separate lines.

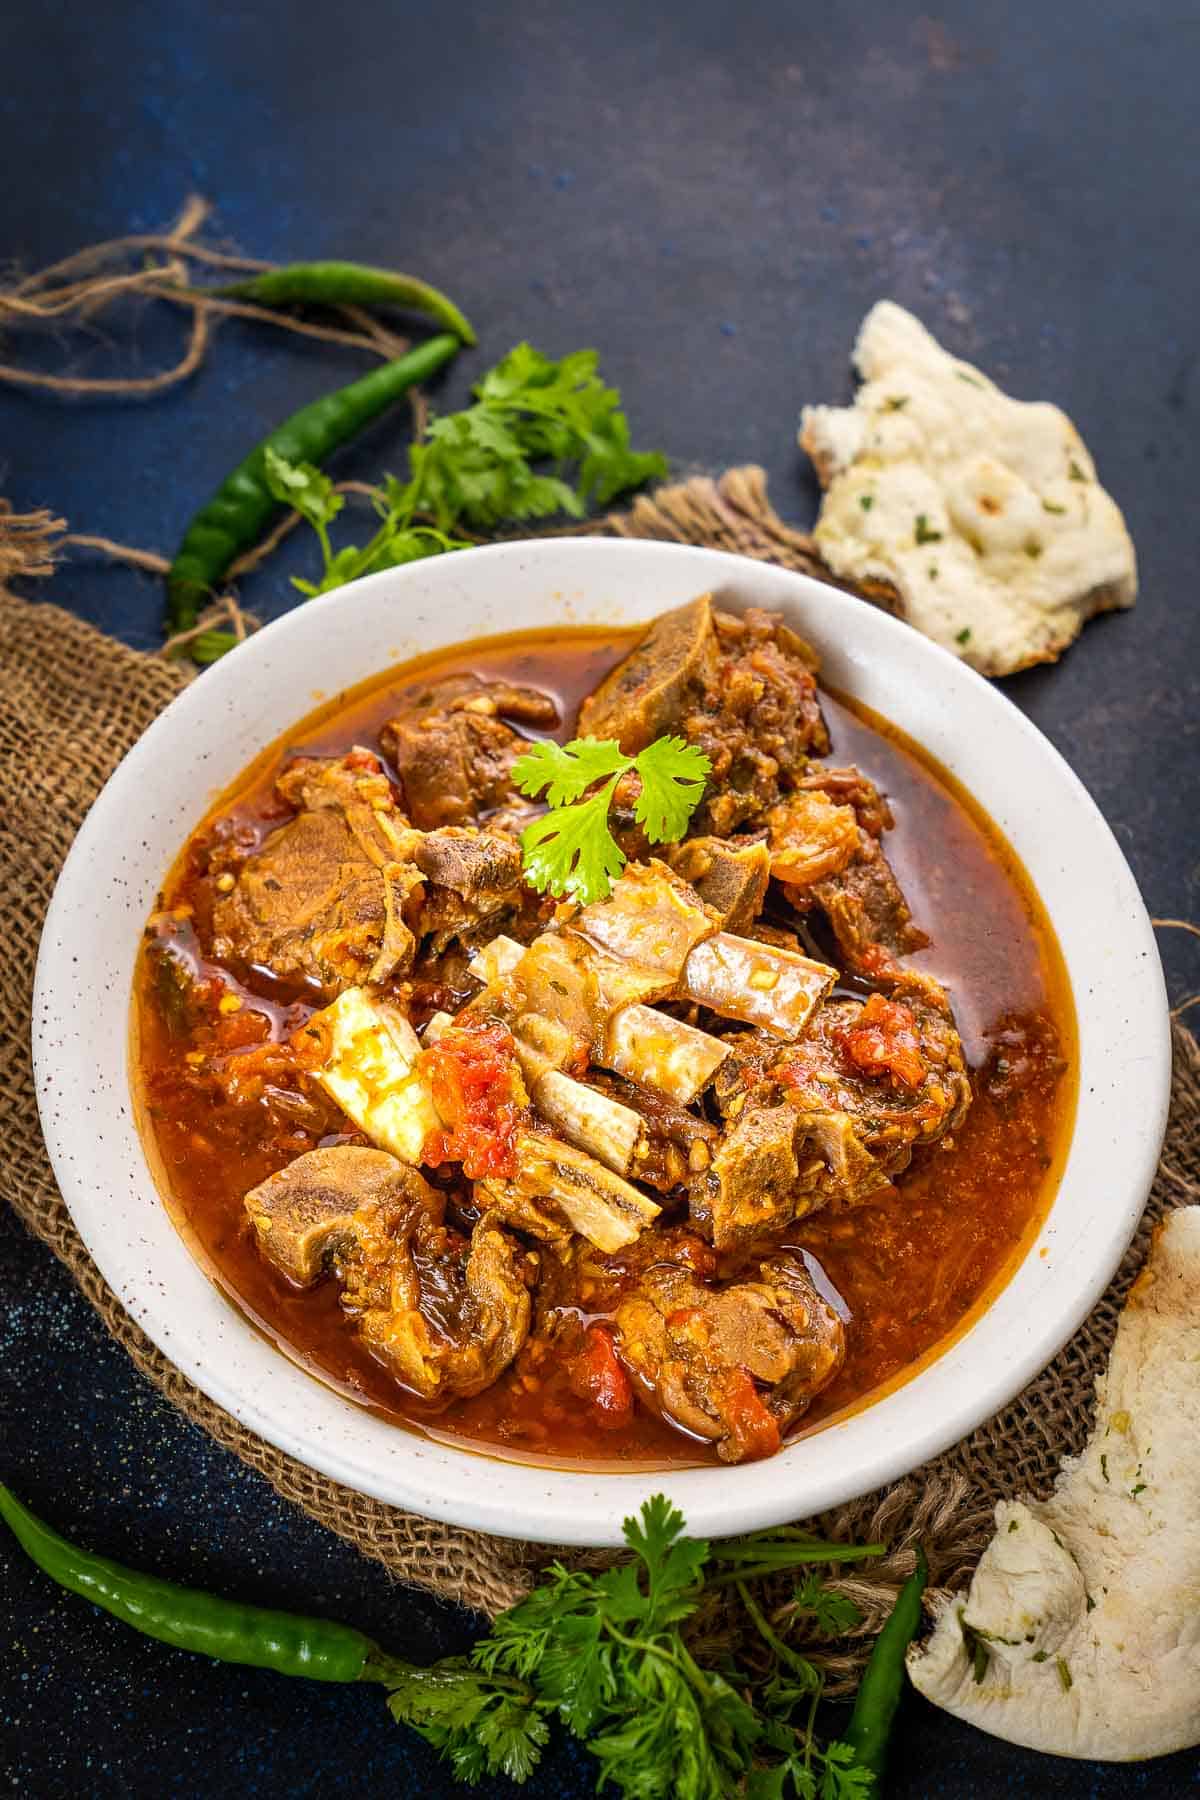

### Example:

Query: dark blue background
xmin=2 ymin=2 xmax=1198 ymax=1794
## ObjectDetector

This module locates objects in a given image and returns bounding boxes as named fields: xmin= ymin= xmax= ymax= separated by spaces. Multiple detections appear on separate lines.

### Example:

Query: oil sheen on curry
xmin=134 ymin=596 xmax=1075 ymax=1470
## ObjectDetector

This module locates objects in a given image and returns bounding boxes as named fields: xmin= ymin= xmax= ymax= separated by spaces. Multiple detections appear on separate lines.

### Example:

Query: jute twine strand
xmin=0 ymin=196 xmax=417 ymax=399
xmin=1 ymin=482 xmax=1197 ymax=1689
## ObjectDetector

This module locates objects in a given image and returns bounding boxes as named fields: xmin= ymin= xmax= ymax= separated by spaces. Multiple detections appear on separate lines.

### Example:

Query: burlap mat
xmin=3 ymin=472 xmax=1197 ymax=1669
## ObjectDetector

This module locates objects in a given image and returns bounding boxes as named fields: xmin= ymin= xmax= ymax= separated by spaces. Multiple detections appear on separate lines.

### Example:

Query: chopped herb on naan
xmin=801 ymin=302 xmax=1137 ymax=676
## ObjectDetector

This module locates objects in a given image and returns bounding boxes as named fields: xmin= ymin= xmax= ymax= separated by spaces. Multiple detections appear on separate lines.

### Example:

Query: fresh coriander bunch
xmin=465 ymin=1495 xmax=884 ymax=1800
xmin=264 ymin=343 xmax=668 ymax=597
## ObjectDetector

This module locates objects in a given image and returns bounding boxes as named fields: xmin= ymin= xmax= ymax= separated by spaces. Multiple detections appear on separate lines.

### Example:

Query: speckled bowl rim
xmin=33 ymin=539 xmax=1170 ymax=1546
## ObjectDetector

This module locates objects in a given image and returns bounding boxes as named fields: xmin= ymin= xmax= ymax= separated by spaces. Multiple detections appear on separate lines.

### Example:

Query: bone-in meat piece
xmin=211 ymin=754 xmax=423 ymax=996
xmin=346 ymin=1201 xmax=537 ymax=1403
xmin=614 ymin=1251 xmax=845 ymax=1463
xmin=309 ymin=986 xmax=439 ymax=1165
xmin=381 ymin=674 xmax=558 ymax=830
xmin=529 ymin=1068 xmax=648 ymax=1178
xmin=506 ymin=1130 xmax=661 ymax=1254
xmin=578 ymin=595 xmax=830 ymax=833
xmin=667 ymin=836 xmax=771 ymax=933
xmin=244 ymin=1145 xmax=425 ymax=1286
xmin=681 ymin=932 xmax=836 ymax=1036
xmin=602 ymin=1004 xmax=730 ymax=1105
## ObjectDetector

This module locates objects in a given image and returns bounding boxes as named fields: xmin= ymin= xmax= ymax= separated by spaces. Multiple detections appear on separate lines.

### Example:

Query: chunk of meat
xmin=473 ymin=1178 xmax=576 ymax=1251
xmin=504 ymin=1129 xmax=661 ymax=1253
xmin=574 ymin=860 xmax=718 ymax=978
xmin=236 ymin=1140 xmax=530 ymax=1409
xmin=809 ymin=830 xmax=930 ymax=969
xmin=770 ymin=986 xmax=971 ymax=1180
xmin=415 ymin=826 xmax=522 ymax=896
xmin=794 ymin=765 xmax=893 ymax=838
xmin=381 ymin=674 xmax=557 ymax=830
xmin=602 ymin=1002 xmax=730 ymax=1104
xmin=342 ymin=1187 xmax=539 ymax=1403
xmin=700 ymin=979 xmax=971 ymax=1246
xmin=613 ymin=1253 xmax=845 ymax=1463
xmin=667 ymin=835 xmax=771 ymax=932
xmin=691 ymin=1101 xmax=807 ymax=1252
xmin=577 ymin=595 xmax=714 ymax=751
xmin=244 ymin=1146 xmax=424 ymax=1286
xmin=211 ymin=754 xmax=422 ymax=996
xmin=578 ymin=596 xmax=830 ymax=833
xmin=413 ymin=826 xmax=526 ymax=951
xmin=470 ymin=923 xmax=725 ymax=1104
xmin=681 ymin=931 xmax=836 ymax=1036
xmin=573 ymin=860 xmax=833 ymax=1039
xmin=583 ymin=1069 xmax=718 ymax=1192
xmin=527 ymin=1068 xmax=648 ymax=1178
xmin=273 ymin=753 xmax=411 ymax=853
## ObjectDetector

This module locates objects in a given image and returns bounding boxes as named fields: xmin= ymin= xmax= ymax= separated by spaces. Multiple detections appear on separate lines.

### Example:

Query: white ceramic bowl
xmin=33 ymin=540 xmax=1170 ymax=1545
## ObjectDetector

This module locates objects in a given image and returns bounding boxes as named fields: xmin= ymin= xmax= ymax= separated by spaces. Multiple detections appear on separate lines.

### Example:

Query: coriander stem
xmin=803 ymin=1680 xmax=821 ymax=1771
xmin=601 ymin=1623 xmax=683 ymax=1675
xmin=712 ymin=1541 xmax=885 ymax=1567
xmin=736 ymin=1581 xmax=819 ymax=1683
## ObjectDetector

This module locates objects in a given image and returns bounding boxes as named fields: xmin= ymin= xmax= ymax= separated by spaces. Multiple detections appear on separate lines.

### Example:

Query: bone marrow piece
xmin=138 ymin=597 xmax=1071 ymax=1469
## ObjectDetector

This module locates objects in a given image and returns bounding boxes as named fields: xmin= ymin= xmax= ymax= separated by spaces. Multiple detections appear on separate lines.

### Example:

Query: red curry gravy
xmin=133 ymin=625 xmax=1076 ymax=1470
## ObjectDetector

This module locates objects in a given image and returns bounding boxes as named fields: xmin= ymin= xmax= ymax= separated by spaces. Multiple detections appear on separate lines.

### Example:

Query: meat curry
xmin=134 ymin=596 xmax=1074 ymax=1468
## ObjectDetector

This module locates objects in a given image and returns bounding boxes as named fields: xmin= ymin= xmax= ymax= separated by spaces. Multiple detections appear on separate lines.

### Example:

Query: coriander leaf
xmin=631 ymin=737 xmax=711 ymax=843
xmin=817 ymin=1740 xmax=876 ymax=1798
xmin=467 ymin=1496 xmax=882 ymax=1800
xmin=416 ymin=342 xmax=665 ymax=530
xmin=516 ymin=734 xmax=707 ymax=902
xmin=762 ymin=1670 xmax=822 ymax=1719
xmin=293 ymin=544 xmax=369 ymax=597
xmin=519 ymin=782 xmax=626 ymax=903
xmin=623 ymin=1493 xmax=710 ymax=1631
xmin=746 ymin=1765 xmax=793 ymax=1800
xmin=263 ymin=448 xmax=344 ymax=532
xmin=792 ymin=1572 xmax=863 ymax=1636
xmin=578 ymin=407 xmax=670 ymax=507
xmin=511 ymin=736 xmax=632 ymax=807
xmin=380 ymin=1658 xmax=548 ymax=1786
xmin=370 ymin=525 xmax=472 ymax=570
xmin=528 ymin=1612 xmax=615 ymax=1737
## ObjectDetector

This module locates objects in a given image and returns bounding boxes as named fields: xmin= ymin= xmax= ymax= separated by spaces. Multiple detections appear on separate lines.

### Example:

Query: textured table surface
xmin=2 ymin=1 xmax=1198 ymax=1793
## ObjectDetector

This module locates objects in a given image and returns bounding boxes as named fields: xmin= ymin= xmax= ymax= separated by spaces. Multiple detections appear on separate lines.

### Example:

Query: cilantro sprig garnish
xmin=265 ymin=343 xmax=668 ymax=597
xmin=511 ymin=734 xmax=711 ymax=904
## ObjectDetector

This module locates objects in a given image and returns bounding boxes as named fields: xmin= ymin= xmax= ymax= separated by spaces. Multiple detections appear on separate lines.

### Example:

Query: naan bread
xmin=800 ymin=302 xmax=1137 ymax=676
xmin=908 ymin=1207 xmax=1200 ymax=1761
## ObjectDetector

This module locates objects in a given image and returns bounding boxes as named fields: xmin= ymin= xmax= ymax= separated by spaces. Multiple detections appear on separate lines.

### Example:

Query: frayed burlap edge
xmin=3 ymin=473 xmax=1198 ymax=1685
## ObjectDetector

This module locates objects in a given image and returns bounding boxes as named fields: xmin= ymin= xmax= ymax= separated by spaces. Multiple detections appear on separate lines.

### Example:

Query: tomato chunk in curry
xmin=134 ymin=597 xmax=1074 ymax=1469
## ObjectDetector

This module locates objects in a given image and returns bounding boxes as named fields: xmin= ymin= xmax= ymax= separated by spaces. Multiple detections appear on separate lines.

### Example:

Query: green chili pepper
xmin=0 ymin=1483 xmax=374 ymax=1683
xmin=843 ymin=1546 xmax=928 ymax=1781
xmin=165 ymin=332 xmax=460 ymax=633
xmin=211 ymin=260 xmax=475 ymax=346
